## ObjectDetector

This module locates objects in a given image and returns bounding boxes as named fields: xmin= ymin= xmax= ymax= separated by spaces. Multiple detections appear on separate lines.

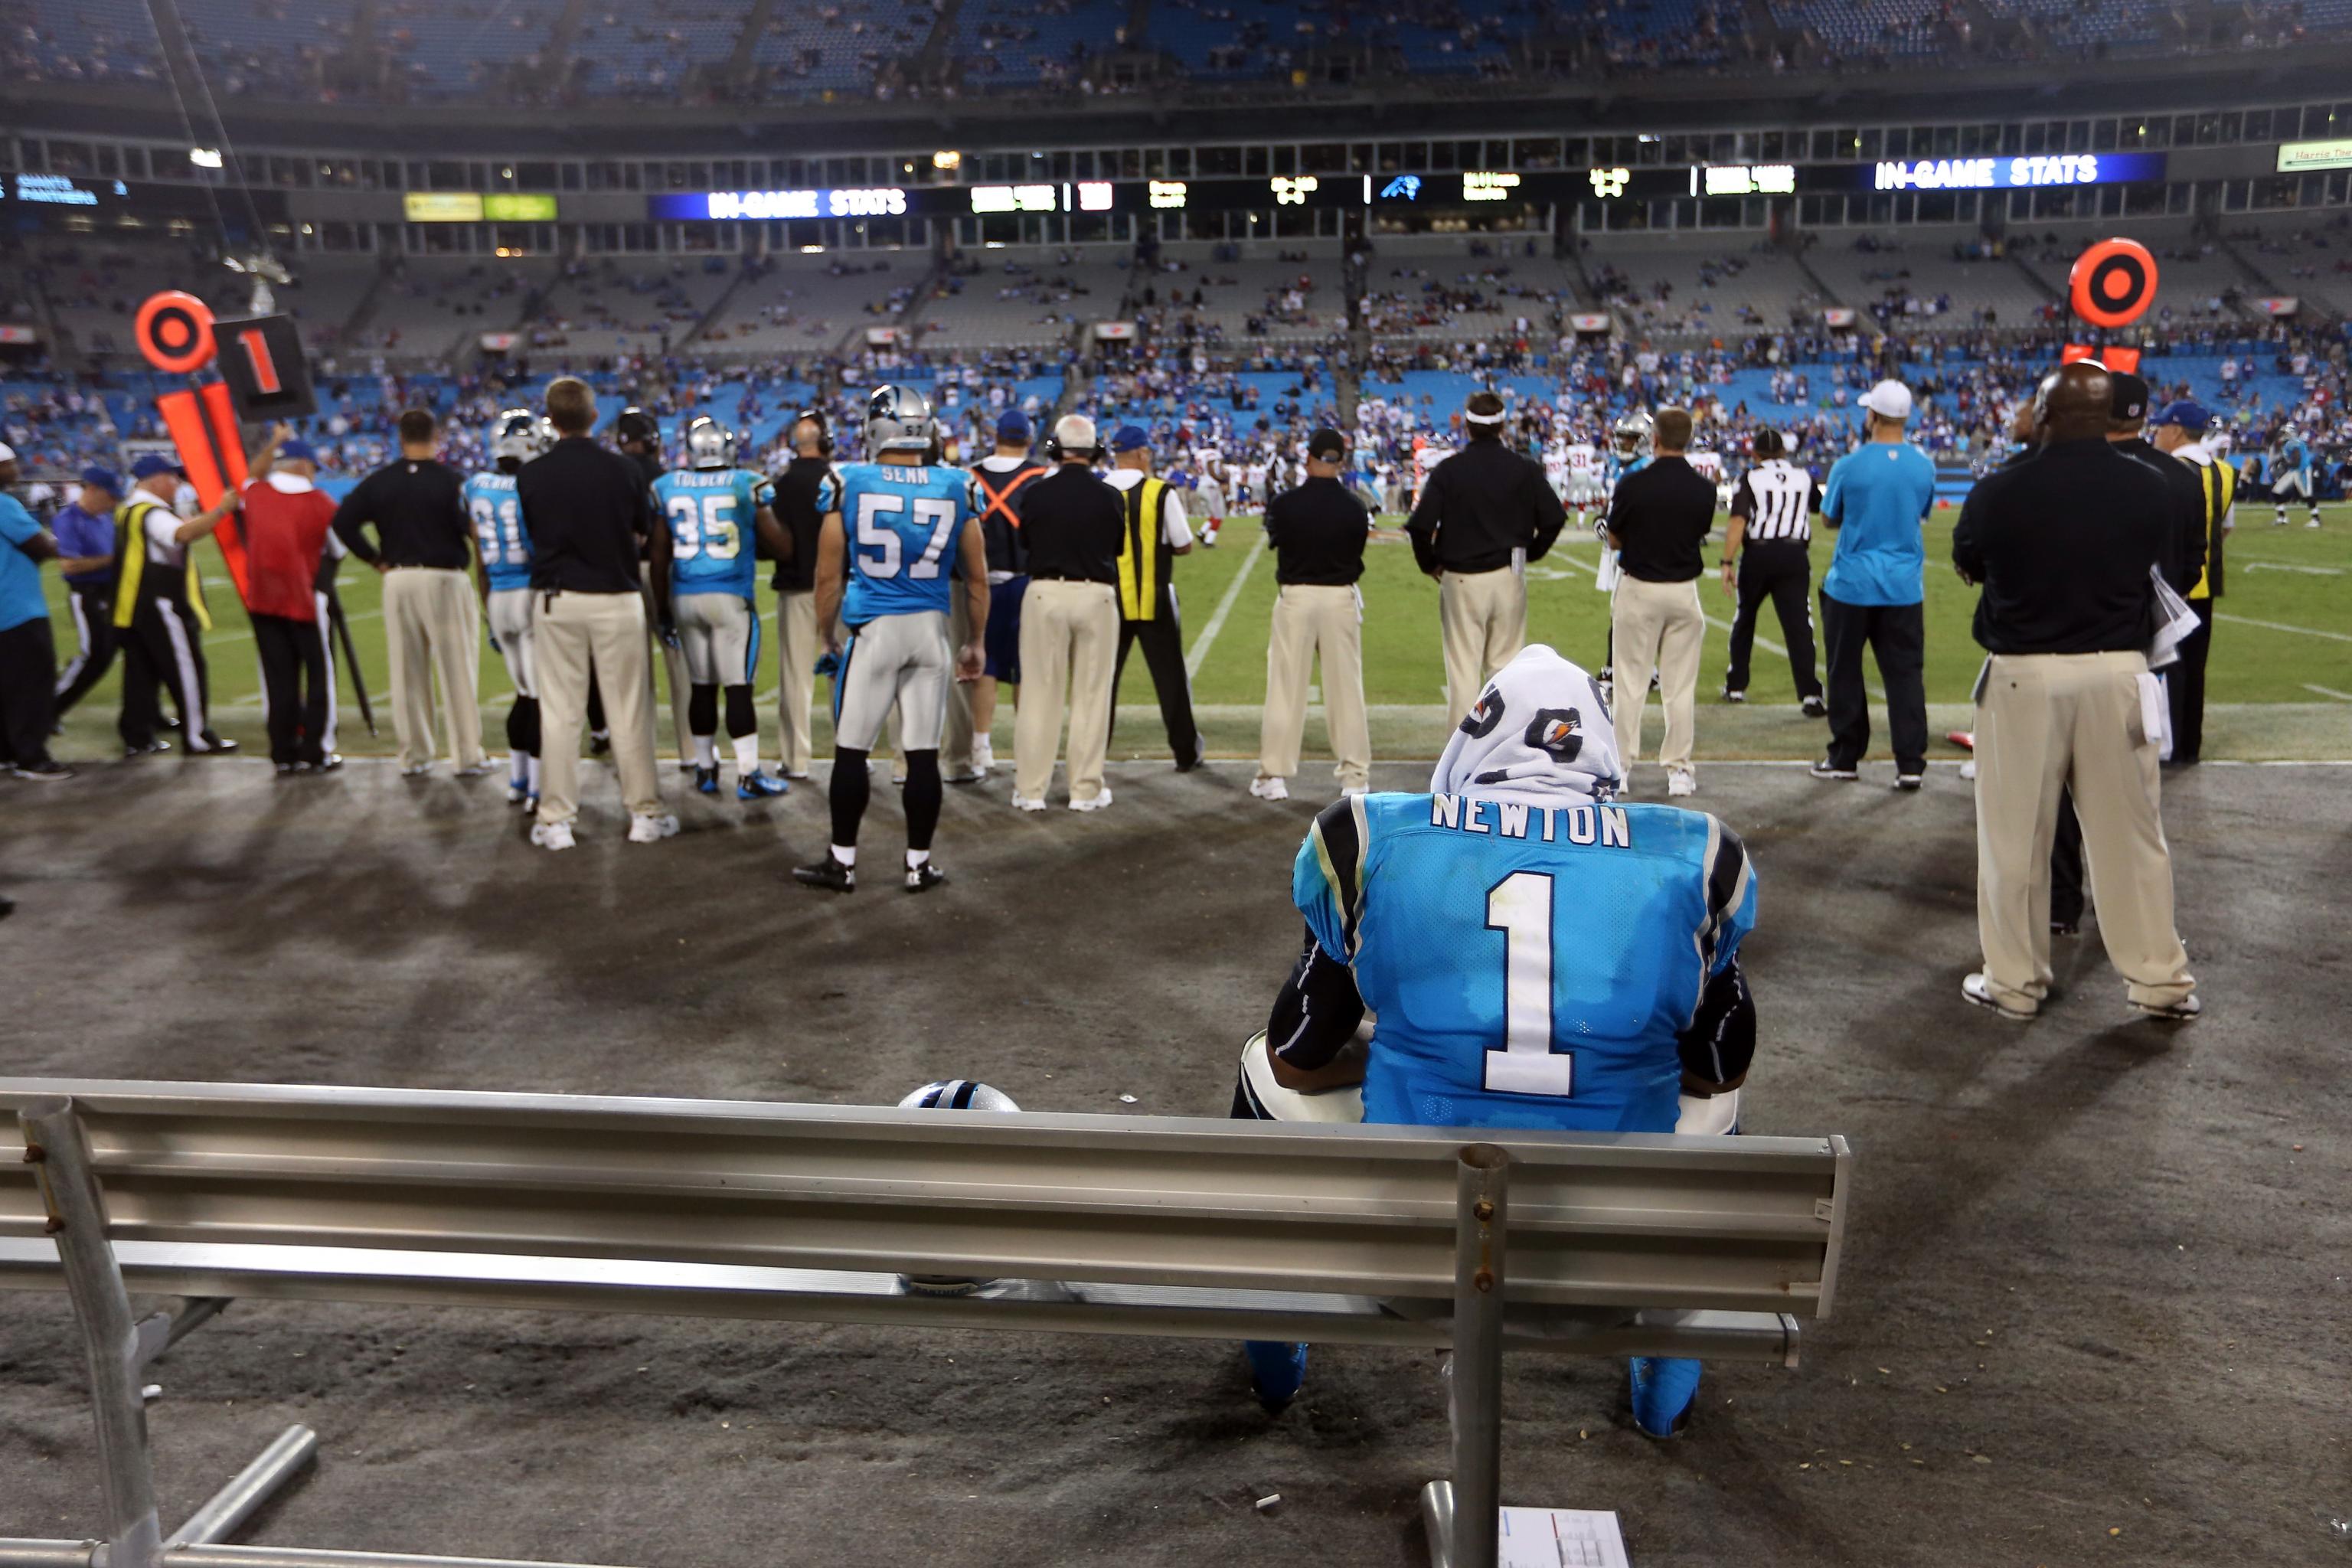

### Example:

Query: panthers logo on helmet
xmin=1459 ymin=689 xmax=1506 ymax=739
xmin=1521 ymin=707 xmax=1584 ymax=763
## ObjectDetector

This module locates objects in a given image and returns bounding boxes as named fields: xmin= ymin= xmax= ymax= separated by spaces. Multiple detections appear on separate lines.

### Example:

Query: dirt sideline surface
xmin=1 ymin=757 xmax=2346 ymax=1566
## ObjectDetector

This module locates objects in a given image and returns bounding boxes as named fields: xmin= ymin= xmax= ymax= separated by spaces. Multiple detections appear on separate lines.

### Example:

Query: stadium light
xmin=189 ymin=147 xmax=223 ymax=169
xmin=933 ymin=151 xmax=961 ymax=171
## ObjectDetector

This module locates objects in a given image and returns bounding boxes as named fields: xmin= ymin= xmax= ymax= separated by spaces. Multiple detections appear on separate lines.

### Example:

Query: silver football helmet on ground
xmin=684 ymin=414 xmax=734 ymax=470
xmin=864 ymin=383 xmax=936 ymax=455
xmin=492 ymin=407 xmax=552 ymax=466
xmin=1611 ymin=408 xmax=1654 ymax=459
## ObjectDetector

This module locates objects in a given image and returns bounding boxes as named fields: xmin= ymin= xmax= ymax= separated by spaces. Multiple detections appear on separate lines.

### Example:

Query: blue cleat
xmin=694 ymin=765 xmax=720 ymax=795
xmin=1243 ymin=1341 xmax=1309 ymax=1414
xmin=737 ymin=768 xmax=789 ymax=801
xmin=1628 ymin=1356 xmax=1703 ymax=1439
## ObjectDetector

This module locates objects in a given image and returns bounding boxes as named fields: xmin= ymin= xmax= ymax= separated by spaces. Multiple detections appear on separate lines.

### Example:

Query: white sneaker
xmin=400 ymin=761 xmax=434 ymax=778
xmin=1010 ymin=792 xmax=1047 ymax=812
xmin=785 ymin=769 xmax=812 ymax=781
xmin=948 ymin=760 xmax=987 ymax=784
xmin=627 ymin=812 xmax=681 ymax=844
xmin=972 ymin=738 xmax=995 ymax=773
xmin=1068 ymin=788 xmax=1113 ymax=812
xmin=506 ymin=780 xmax=529 ymax=805
xmin=1250 ymin=776 xmax=1290 ymax=801
xmin=456 ymin=760 xmax=496 ymax=779
xmin=530 ymin=820 xmax=576 ymax=851
xmin=1666 ymin=768 xmax=1697 ymax=798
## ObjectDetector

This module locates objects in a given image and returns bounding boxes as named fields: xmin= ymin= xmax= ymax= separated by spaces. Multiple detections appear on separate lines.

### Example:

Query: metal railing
xmin=0 ymin=1079 xmax=1851 ymax=1568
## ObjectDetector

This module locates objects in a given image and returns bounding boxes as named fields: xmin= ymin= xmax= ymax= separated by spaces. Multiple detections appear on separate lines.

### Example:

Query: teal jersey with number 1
xmin=655 ymin=467 xmax=773 ymax=601
xmin=835 ymin=461 xmax=972 ymax=626
xmin=1294 ymin=792 xmax=1756 ymax=1135
xmin=462 ymin=471 xmax=534 ymax=593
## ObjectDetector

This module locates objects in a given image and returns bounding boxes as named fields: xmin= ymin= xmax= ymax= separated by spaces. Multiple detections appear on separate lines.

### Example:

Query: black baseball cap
xmin=1308 ymin=427 xmax=1348 ymax=461
xmin=2109 ymin=371 xmax=2150 ymax=423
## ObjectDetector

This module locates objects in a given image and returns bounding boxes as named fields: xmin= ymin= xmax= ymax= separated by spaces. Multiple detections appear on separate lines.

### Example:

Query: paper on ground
xmin=1498 ymin=1506 xmax=1630 ymax=1567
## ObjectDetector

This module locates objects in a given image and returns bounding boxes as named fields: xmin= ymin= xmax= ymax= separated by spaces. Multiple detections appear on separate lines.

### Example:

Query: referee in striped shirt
xmin=1720 ymin=430 xmax=1825 ymax=714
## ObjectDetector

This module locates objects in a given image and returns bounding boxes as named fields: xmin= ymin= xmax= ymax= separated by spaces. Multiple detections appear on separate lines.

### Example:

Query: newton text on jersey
xmin=1428 ymin=794 xmax=1632 ymax=847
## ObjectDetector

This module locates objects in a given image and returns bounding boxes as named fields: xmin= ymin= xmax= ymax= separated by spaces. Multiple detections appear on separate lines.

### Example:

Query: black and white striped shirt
xmin=1730 ymin=459 xmax=1818 ymax=543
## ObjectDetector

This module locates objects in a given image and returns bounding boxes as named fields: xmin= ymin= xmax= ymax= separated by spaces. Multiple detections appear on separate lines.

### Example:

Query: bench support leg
xmin=19 ymin=1098 xmax=164 ymax=1568
xmin=1423 ymin=1143 xmax=1509 ymax=1568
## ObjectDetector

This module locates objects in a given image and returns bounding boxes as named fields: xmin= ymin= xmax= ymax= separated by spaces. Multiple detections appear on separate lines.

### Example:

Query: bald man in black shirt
xmin=1952 ymin=361 xmax=2197 ymax=1025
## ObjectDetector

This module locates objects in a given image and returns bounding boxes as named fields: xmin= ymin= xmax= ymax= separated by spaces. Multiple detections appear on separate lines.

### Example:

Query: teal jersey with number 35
xmin=1294 ymin=792 xmax=1756 ymax=1135
xmin=835 ymin=462 xmax=972 ymax=627
xmin=655 ymin=467 xmax=773 ymax=602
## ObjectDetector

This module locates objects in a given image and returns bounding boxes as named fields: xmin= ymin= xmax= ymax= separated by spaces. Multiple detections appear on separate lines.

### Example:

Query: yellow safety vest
xmin=1116 ymin=475 xmax=1170 ymax=622
xmin=2189 ymin=456 xmax=2233 ymax=602
xmin=112 ymin=497 xmax=213 ymax=632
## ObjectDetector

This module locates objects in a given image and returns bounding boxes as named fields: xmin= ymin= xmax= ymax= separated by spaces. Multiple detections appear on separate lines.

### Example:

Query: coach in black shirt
xmin=1604 ymin=407 xmax=1716 ymax=795
xmin=766 ymin=413 xmax=830 ymax=777
xmin=332 ymin=407 xmax=485 ymax=776
xmin=1406 ymin=391 xmax=1568 ymax=717
xmin=1950 ymin=361 xmax=2195 ymax=1025
xmin=516 ymin=377 xmax=671 ymax=850
xmin=1256 ymin=428 xmax=1374 ymax=800
xmin=1009 ymin=416 xmax=1125 ymax=810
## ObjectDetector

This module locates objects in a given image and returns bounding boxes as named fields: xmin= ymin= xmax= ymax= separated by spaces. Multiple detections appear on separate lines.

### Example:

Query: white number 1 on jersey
xmin=1484 ymin=871 xmax=1574 ymax=1097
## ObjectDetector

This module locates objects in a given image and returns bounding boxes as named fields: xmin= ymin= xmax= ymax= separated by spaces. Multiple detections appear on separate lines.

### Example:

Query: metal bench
xmin=0 ymin=1079 xmax=1852 ymax=1568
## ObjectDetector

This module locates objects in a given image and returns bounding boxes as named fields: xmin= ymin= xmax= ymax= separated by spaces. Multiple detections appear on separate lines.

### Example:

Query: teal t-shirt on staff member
xmin=1820 ymin=440 xmax=1938 ymax=607
xmin=0 ymin=493 xmax=51 ymax=633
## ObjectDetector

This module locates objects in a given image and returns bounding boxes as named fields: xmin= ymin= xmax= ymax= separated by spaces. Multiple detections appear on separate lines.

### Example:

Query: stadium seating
xmin=747 ymin=0 xmax=931 ymax=96
xmin=5 ymin=0 xmax=165 ymax=85
xmin=178 ymin=0 xmax=360 ymax=100
xmin=922 ymin=248 xmax=1131 ymax=348
xmin=1585 ymin=238 xmax=1827 ymax=336
xmin=567 ymin=2 xmax=746 ymax=96
xmin=528 ymin=256 xmax=738 ymax=357
xmin=1769 ymin=0 xmax=1951 ymax=58
xmin=952 ymin=0 xmax=1128 ymax=89
xmin=355 ymin=254 xmax=554 ymax=360
xmin=377 ymin=0 xmax=560 ymax=99
xmin=693 ymin=251 xmax=929 ymax=354
xmin=1802 ymin=227 xmax=2056 ymax=327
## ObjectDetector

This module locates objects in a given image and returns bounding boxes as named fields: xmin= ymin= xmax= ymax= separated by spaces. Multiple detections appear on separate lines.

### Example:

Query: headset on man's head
xmin=1042 ymin=426 xmax=1104 ymax=465
xmin=792 ymin=408 xmax=834 ymax=456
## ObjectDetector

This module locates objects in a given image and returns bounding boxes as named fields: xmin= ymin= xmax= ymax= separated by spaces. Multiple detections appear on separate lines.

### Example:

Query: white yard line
xmin=2242 ymin=561 xmax=2344 ymax=577
xmin=2216 ymin=612 xmax=2352 ymax=644
xmin=2305 ymin=684 xmax=2352 ymax=702
xmin=1185 ymin=532 xmax=1267 ymax=678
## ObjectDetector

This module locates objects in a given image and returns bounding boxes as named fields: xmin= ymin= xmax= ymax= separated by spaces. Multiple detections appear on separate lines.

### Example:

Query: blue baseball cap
xmin=1108 ymin=424 xmax=1151 ymax=453
xmin=995 ymin=410 xmax=1031 ymax=442
xmin=2151 ymin=400 xmax=2212 ymax=431
xmin=129 ymin=454 xmax=180 ymax=479
xmin=279 ymin=437 xmax=318 ymax=463
xmin=80 ymin=466 xmax=122 ymax=495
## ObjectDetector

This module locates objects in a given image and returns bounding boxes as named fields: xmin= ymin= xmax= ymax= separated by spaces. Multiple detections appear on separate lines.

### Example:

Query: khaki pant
xmin=536 ymin=590 xmax=663 ymax=828
xmin=1439 ymin=566 xmax=1525 ymax=720
xmin=1259 ymin=583 xmax=1370 ymax=792
xmin=1014 ymin=579 xmax=1118 ymax=805
xmin=1609 ymin=575 xmax=1705 ymax=774
xmin=382 ymin=567 xmax=483 ymax=770
xmin=776 ymin=589 xmax=818 ymax=775
xmin=1974 ymin=651 xmax=2194 ymax=1014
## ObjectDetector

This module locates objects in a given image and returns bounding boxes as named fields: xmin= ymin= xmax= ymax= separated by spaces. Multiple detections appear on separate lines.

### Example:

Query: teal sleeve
xmin=0 ymin=497 xmax=38 ymax=548
xmin=1292 ymin=797 xmax=1370 ymax=962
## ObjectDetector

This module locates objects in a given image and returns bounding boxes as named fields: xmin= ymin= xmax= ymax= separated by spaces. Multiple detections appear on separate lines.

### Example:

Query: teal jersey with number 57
xmin=655 ymin=467 xmax=773 ymax=602
xmin=463 ymin=471 xmax=534 ymax=593
xmin=1294 ymin=792 xmax=1756 ymax=1135
xmin=835 ymin=462 xmax=972 ymax=626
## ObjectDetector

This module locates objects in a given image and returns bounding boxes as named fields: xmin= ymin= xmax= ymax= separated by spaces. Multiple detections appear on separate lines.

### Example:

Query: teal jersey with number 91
xmin=835 ymin=462 xmax=972 ymax=627
xmin=463 ymin=472 xmax=534 ymax=593
xmin=1294 ymin=792 xmax=1756 ymax=1135
xmin=655 ymin=467 xmax=773 ymax=602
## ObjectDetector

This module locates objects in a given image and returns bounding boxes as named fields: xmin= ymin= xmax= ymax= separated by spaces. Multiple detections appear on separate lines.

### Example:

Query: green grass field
xmin=40 ymin=506 xmax=2352 ymax=764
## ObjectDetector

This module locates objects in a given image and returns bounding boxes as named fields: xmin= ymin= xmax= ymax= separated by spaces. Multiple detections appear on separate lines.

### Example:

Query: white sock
xmin=527 ymin=756 xmax=542 ymax=795
xmin=907 ymin=848 xmax=930 ymax=870
xmin=694 ymin=734 xmax=717 ymax=767
xmin=509 ymin=751 xmax=527 ymax=786
xmin=831 ymin=844 xmax=857 ymax=867
xmin=733 ymin=733 xmax=760 ymax=774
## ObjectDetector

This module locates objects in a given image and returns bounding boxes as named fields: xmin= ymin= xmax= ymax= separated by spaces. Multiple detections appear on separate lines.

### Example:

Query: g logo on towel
xmin=1523 ymin=707 xmax=1585 ymax=763
xmin=1460 ymin=691 xmax=1506 ymax=739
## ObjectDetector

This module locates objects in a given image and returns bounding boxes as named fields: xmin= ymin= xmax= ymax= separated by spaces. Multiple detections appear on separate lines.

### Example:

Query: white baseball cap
xmin=1860 ymin=380 xmax=1913 ymax=421
xmin=1052 ymin=414 xmax=1097 ymax=452
xmin=0 ymin=442 xmax=15 ymax=464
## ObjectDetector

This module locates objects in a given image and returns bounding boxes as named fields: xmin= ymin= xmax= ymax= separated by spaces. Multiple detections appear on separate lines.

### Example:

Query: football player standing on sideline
xmin=466 ymin=410 xmax=554 ymax=809
xmin=1406 ymin=391 xmax=1569 ymax=719
xmin=1102 ymin=426 xmax=1203 ymax=770
xmin=768 ymin=411 xmax=835 ymax=779
xmin=657 ymin=415 xmax=792 ymax=802
xmin=1253 ymin=428 xmax=1372 ymax=802
xmin=0 ymin=443 xmax=74 ymax=780
xmin=965 ymin=410 xmax=1047 ymax=781
xmin=795 ymin=386 xmax=987 ymax=893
